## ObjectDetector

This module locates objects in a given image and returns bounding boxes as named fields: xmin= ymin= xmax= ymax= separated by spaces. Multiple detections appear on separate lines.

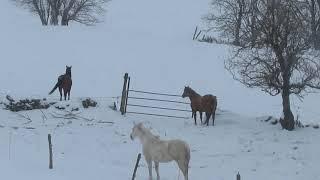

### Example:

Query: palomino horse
xmin=182 ymin=86 xmax=217 ymax=126
xmin=130 ymin=123 xmax=190 ymax=180
xmin=49 ymin=66 xmax=72 ymax=101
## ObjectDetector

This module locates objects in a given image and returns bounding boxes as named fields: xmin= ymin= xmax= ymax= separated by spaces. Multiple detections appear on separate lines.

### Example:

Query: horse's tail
xmin=49 ymin=77 xmax=62 ymax=95
xmin=212 ymin=96 xmax=217 ymax=119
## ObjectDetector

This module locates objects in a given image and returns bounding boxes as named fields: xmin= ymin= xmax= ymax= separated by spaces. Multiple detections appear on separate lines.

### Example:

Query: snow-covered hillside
xmin=2 ymin=0 xmax=317 ymax=121
xmin=0 ymin=0 xmax=320 ymax=179
xmin=0 ymin=99 xmax=319 ymax=180
xmin=0 ymin=0 xmax=298 ymax=121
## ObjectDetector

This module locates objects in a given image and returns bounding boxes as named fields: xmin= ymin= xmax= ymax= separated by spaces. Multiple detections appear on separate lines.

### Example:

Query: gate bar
xmin=127 ymin=103 xmax=192 ymax=112
xmin=129 ymin=90 xmax=181 ymax=97
xmin=126 ymin=111 xmax=189 ymax=119
xmin=128 ymin=96 xmax=189 ymax=105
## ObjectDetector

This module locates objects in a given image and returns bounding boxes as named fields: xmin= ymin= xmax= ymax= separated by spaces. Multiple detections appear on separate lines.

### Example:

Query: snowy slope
xmin=0 ymin=99 xmax=319 ymax=180
xmin=0 ymin=0 xmax=310 ymax=121
xmin=0 ymin=0 xmax=318 ymax=124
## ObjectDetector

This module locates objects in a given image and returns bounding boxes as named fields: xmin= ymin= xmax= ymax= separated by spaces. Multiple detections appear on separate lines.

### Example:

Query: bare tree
xmin=13 ymin=0 xmax=51 ymax=25
xmin=226 ymin=0 xmax=320 ymax=130
xmin=204 ymin=0 xmax=248 ymax=46
xmin=60 ymin=0 xmax=108 ymax=26
xmin=305 ymin=0 xmax=320 ymax=49
xmin=12 ymin=0 xmax=109 ymax=26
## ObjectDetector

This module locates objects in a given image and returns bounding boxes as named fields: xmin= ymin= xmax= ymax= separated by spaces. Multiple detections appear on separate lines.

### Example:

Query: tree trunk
xmin=61 ymin=0 xmax=76 ymax=26
xmin=250 ymin=0 xmax=258 ymax=47
xmin=61 ymin=10 xmax=69 ymax=26
xmin=280 ymin=81 xmax=295 ymax=131
xmin=32 ymin=0 xmax=48 ymax=25
xmin=234 ymin=0 xmax=244 ymax=46
xmin=40 ymin=16 xmax=48 ymax=26
xmin=50 ymin=10 xmax=59 ymax=25
xmin=310 ymin=0 xmax=318 ymax=49
xmin=61 ymin=18 xmax=69 ymax=26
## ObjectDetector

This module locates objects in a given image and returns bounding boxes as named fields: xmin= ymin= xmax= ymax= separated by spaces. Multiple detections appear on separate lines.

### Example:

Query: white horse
xmin=130 ymin=122 xmax=190 ymax=180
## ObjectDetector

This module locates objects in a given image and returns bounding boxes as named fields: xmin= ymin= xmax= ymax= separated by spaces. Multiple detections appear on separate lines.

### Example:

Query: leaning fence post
xmin=193 ymin=26 xmax=198 ymax=40
xmin=237 ymin=172 xmax=241 ymax=180
xmin=120 ymin=73 xmax=129 ymax=115
xmin=131 ymin=153 xmax=142 ymax=180
xmin=48 ymin=134 xmax=53 ymax=169
xmin=124 ymin=77 xmax=131 ymax=114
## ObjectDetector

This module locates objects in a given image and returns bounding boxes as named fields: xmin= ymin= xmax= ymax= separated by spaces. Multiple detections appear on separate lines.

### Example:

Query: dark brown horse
xmin=49 ymin=66 xmax=72 ymax=101
xmin=182 ymin=86 xmax=217 ymax=126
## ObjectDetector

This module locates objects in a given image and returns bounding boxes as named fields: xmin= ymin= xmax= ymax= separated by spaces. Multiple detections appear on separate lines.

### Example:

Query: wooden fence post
xmin=124 ymin=77 xmax=131 ymax=114
xmin=237 ymin=172 xmax=241 ymax=180
xmin=131 ymin=153 xmax=142 ymax=180
xmin=48 ymin=134 xmax=53 ymax=169
xmin=120 ymin=73 xmax=129 ymax=115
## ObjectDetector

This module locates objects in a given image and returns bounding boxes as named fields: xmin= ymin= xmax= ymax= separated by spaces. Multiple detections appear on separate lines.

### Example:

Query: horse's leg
xmin=67 ymin=89 xmax=71 ymax=100
xmin=212 ymin=109 xmax=216 ymax=126
xmin=193 ymin=111 xmax=197 ymax=125
xmin=68 ymin=86 xmax=71 ymax=100
xmin=212 ymin=99 xmax=217 ymax=126
xmin=146 ymin=158 xmax=153 ymax=180
xmin=199 ymin=112 xmax=203 ymax=124
xmin=63 ymin=89 xmax=67 ymax=101
xmin=177 ymin=160 xmax=188 ymax=180
xmin=205 ymin=112 xmax=210 ymax=126
xmin=59 ymin=87 xmax=62 ymax=101
xmin=155 ymin=161 xmax=160 ymax=180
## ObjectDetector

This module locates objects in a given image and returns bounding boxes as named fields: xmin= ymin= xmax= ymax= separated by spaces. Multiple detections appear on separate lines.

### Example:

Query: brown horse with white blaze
xmin=49 ymin=66 xmax=72 ymax=101
xmin=182 ymin=86 xmax=217 ymax=126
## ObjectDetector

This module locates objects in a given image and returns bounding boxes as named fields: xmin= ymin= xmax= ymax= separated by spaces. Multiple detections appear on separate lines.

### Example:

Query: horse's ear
xmin=137 ymin=122 xmax=143 ymax=129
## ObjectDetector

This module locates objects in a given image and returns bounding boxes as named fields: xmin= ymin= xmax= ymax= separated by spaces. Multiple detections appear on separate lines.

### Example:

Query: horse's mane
xmin=141 ymin=126 xmax=161 ymax=142
xmin=186 ymin=86 xmax=200 ymax=97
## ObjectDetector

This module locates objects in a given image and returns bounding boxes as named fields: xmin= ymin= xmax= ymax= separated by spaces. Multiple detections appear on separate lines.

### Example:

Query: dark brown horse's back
xmin=202 ymin=94 xmax=217 ymax=112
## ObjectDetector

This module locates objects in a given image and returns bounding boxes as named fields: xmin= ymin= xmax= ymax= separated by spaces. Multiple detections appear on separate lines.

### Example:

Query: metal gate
xmin=120 ymin=73 xmax=191 ymax=119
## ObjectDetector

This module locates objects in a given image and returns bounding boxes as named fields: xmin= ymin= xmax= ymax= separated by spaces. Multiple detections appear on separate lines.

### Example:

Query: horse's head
xmin=130 ymin=122 xmax=144 ymax=140
xmin=182 ymin=86 xmax=192 ymax=98
xmin=66 ymin=66 xmax=72 ymax=77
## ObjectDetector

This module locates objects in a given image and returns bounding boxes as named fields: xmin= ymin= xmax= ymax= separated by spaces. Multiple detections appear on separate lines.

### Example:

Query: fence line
xmin=128 ymin=96 xmax=190 ymax=105
xmin=129 ymin=90 xmax=182 ymax=97
xmin=127 ymin=103 xmax=192 ymax=112
xmin=126 ymin=111 xmax=189 ymax=119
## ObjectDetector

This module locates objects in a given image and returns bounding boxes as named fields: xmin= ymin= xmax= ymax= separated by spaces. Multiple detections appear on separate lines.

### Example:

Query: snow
xmin=0 ymin=99 xmax=319 ymax=180
xmin=0 ymin=0 xmax=320 ymax=179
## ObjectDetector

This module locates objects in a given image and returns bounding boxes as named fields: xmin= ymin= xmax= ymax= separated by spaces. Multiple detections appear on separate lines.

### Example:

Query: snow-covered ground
xmin=0 ymin=0 xmax=320 ymax=179
xmin=0 ymin=99 xmax=319 ymax=180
